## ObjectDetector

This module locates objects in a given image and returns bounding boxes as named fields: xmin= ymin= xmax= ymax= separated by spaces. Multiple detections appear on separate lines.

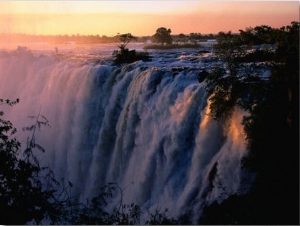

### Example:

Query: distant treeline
xmin=0 ymin=33 xmax=216 ymax=44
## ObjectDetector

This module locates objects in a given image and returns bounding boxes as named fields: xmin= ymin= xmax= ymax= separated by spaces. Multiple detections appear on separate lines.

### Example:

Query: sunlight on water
xmin=0 ymin=45 xmax=251 ymax=223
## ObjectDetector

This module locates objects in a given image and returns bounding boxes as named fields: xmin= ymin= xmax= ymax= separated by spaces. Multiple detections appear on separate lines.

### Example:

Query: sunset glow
xmin=0 ymin=1 xmax=298 ymax=36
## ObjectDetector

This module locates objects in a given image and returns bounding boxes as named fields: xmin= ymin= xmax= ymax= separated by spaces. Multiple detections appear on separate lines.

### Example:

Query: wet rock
xmin=198 ymin=69 xmax=209 ymax=83
xmin=198 ymin=50 xmax=210 ymax=54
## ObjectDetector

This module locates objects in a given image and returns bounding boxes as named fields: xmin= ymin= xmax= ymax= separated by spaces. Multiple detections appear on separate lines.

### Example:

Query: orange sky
xmin=0 ymin=1 xmax=298 ymax=36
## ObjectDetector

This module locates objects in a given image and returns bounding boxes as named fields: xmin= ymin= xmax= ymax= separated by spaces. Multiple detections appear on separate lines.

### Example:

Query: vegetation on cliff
xmin=200 ymin=21 xmax=299 ymax=224
xmin=0 ymin=22 xmax=298 ymax=224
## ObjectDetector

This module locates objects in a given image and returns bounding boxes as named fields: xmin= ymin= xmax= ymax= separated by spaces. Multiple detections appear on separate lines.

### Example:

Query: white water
xmin=0 ymin=44 xmax=250 ymax=223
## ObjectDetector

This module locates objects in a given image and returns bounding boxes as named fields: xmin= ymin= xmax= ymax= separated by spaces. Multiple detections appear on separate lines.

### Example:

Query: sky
xmin=0 ymin=1 xmax=298 ymax=36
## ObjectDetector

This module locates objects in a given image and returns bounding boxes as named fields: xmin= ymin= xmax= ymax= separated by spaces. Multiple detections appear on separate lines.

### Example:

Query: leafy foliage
xmin=151 ymin=27 xmax=173 ymax=45
xmin=0 ymin=103 xmax=79 ymax=224
xmin=201 ymin=21 xmax=299 ymax=224
xmin=1 ymin=21 xmax=298 ymax=225
xmin=213 ymin=31 xmax=244 ymax=77
xmin=0 ymin=101 xmax=48 ymax=224
xmin=0 ymin=104 xmax=187 ymax=224
xmin=113 ymin=33 xmax=150 ymax=64
xmin=205 ymin=48 xmax=268 ymax=119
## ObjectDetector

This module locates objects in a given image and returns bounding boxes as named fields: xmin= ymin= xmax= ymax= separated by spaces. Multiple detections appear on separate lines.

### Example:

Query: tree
xmin=0 ymin=100 xmax=76 ymax=224
xmin=113 ymin=33 xmax=150 ymax=64
xmin=0 ymin=100 xmax=48 ymax=224
xmin=117 ymin=33 xmax=138 ymax=52
xmin=275 ymin=21 xmax=299 ymax=70
xmin=151 ymin=27 xmax=172 ymax=45
xmin=0 ymin=100 xmax=183 ymax=225
xmin=205 ymin=31 xmax=246 ymax=120
xmin=214 ymin=31 xmax=244 ymax=77
xmin=253 ymin=25 xmax=275 ymax=44
xmin=176 ymin=33 xmax=188 ymax=43
xmin=205 ymin=30 xmax=271 ymax=120
xmin=201 ymin=22 xmax=299 ymax=224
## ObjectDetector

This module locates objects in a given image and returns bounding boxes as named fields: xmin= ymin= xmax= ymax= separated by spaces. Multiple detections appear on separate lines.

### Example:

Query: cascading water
xmin=0 ymin=45 xmax=251 ymax=223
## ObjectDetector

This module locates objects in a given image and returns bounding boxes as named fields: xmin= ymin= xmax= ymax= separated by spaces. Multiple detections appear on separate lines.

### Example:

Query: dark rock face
xmin=198 ymin=70 xmax=209 ymax=83
xmin=198 ymin=50 xmax=210 ymax=54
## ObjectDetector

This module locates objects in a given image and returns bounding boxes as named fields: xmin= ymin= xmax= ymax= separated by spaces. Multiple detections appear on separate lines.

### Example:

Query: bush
xmin=113 ymin=48 xmax=150 ymax=64
xmin=112 ymin=33 xmax=151 ymax=64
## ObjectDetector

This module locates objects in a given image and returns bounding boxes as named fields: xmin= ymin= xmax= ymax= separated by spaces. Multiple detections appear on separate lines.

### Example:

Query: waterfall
xmin=0 ymin=47 xmax=250 ymax=222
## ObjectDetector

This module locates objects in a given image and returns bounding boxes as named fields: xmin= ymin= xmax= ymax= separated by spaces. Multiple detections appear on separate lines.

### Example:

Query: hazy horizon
xmin=0 ymin=1 xmax=298 ymax=37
